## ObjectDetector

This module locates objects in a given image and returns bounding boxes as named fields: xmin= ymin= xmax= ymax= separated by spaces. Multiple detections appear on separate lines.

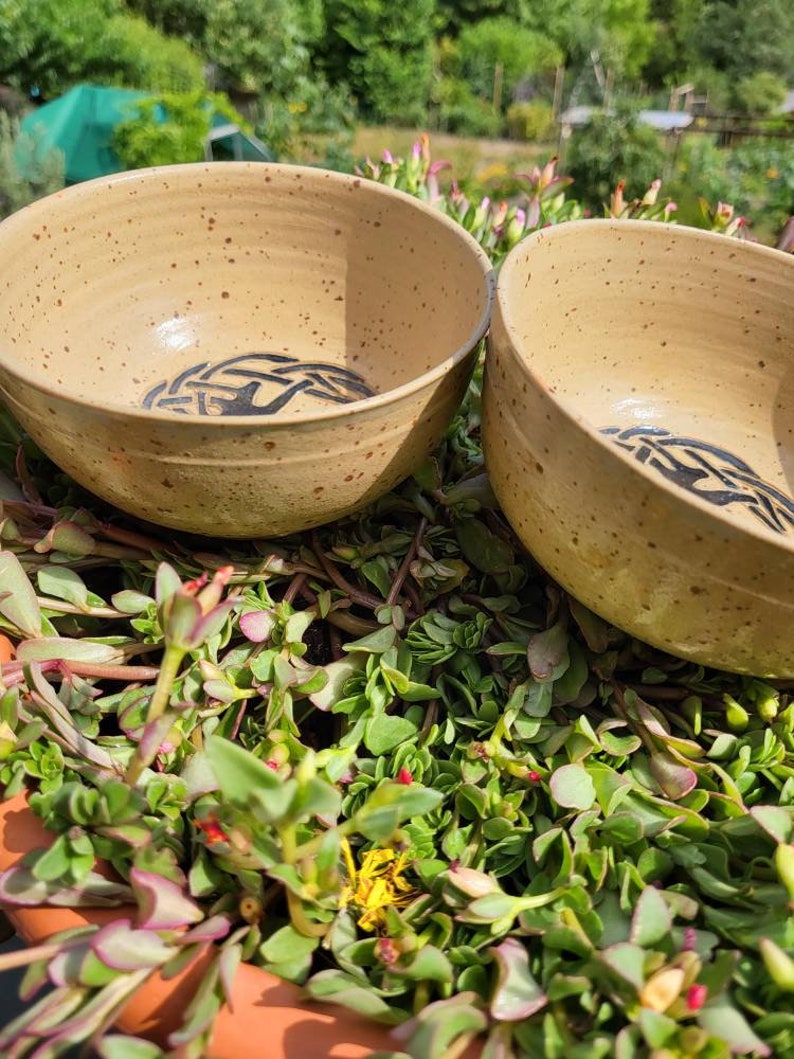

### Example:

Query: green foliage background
xmin=0 ymin=0 xmax=791 ymax=228
xmin=2 ymin=0 xmax=792 ymax=139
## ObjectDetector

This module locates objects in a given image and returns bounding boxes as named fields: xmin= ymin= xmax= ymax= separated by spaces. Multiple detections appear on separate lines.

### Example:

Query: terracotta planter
xmin=0 ymin=794 xmax=438 ymax=1058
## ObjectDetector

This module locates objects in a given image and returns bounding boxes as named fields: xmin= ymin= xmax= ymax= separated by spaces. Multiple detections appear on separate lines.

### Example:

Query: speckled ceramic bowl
xmin=0 ymin=163 xmax=493 ymax=537
xmin=483 ymin=219 xmax=794 ymax=676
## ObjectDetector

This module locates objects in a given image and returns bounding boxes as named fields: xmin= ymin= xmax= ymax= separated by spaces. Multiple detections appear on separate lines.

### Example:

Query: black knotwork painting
xmin=142 ymin=353 xmax=376 ymax=416
xmin=602 ymin=425 xmax=794 ymax=535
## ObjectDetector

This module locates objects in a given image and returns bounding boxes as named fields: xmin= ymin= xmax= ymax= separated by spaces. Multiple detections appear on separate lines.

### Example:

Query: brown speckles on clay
xmin=0 ymin=161 xmax=490 ymax=540
xmin=482 ymin=218 xmax=794 ymax=675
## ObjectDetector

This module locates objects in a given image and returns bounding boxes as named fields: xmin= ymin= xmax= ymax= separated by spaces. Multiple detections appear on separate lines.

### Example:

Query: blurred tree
xmin=437 ymin=0 xmax=658 ymax=78
xmin=203 ymin=0 xmax=311 ymax=94
xmin=642 ymin=0 xmax=705 ymax=86
xmin=436 ymin=0 xmax=512 ymax=32
xmin=566 ymin=100 xmax=667 ymax=207
xmin=0 ymin=113 xmax=64 ymax=219
xmin=693 ymin=0 xmax=794 ymax=82
xmin=561 ymin=0 xmax=657 ymax=80
xmin=122 ymin=0 xmax=209 ymax=45
xmin=318 ymin=0 xmax=436 ymax=125
xmin=456 ymin=17 xmax=562 ymax=102
xmin=0 ymin=0 xmax=204 ymax=98
xmin=734 ymin=70 xmax=788 ymax=115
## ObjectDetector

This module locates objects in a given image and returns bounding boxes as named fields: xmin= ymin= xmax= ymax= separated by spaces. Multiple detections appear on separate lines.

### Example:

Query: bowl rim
xmin=493 ymin=217 xmax=794 ymax=554
xmin=0 ymin=161 xmax=495 ymax=426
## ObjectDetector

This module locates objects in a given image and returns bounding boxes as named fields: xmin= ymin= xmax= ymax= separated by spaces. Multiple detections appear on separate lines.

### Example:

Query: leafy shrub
xmin=0 ymin=112 xmax=64 ymax=220
xmin=253 ymin=78 xmax=356 ymax=166
xmin=0 ymin=0 xmax=203 ymax=97
xmin=505 ymin=100 xmax=555 ymax=141
xmin=692 ymin=0 xmax=794 ymax=83
xmin=434 ymin=76 xmax=503 ymax=137
xmin=565 ymin=101 xmax=667 ymax=209
xmin=318 ymin=0 xmax=436 ymax=126
xmin=733 ymin=71 xmax=788 ymax=116
xmin=112 ymin=90 xmax=240 ymax=169
xmin=122 ymin=0 xmax=210 ymax=46
xmin=680 ymin=65 xmax=731 ymax=114
xmin=100 ymin=14 xmax=205 ymax=92
xmin=456 ymin=17 xmax=562 ymax=104
xmin=670 ymin=136 xmax=794 ymax=238
xmin=203 ymin=0 xmax=310 ymax=95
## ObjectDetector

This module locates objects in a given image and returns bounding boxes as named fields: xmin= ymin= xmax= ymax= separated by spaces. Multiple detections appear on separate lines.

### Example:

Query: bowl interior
xmin=498 ymin=220 xmax=794 ymax=538
xmin=0 ymin=163 xmax=492 ymax=420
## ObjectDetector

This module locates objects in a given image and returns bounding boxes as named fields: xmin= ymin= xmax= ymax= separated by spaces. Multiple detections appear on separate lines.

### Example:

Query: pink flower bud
xmin=686 ymin=984 xmax=708 ymax=1011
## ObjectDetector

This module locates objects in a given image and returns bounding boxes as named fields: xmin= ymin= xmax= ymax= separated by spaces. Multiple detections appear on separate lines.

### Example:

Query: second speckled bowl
xmin=0 ymin=163 xmax=494 ymax=537
xmin=483 ymin=219 xmax=794 ymax=676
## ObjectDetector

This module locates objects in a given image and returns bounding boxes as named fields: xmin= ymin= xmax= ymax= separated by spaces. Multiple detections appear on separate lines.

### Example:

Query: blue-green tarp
xmin=20 ymin=84 xmax=273 ymax=184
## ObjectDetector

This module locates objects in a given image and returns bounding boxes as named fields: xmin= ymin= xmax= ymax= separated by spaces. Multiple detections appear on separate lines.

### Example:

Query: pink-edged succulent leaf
xmin=28 ymin=666 xmax=119 ymax=772
xmin=98 ymin=1035 xmax=165 ymax=1059
xmin=16 ymin=637 xmax=120 ymax=664
xmin=218 ymin=943 xmax=242 ymax=1010
xmin=0 ymin=865 xmax=132 ymax=907
xmin=697 ymin=997 xmax=772 ymax=1056
xmin=630 ymin=885 xmax=673 ymax=948
xmin=489 ymin=938 xmax=547 ymax=1022
xmin=527 ymin=619 xmax=569 ymax=682
xmin=649 ymin=751 xmax=698 ymax=801
xmin=33 ymin=520 xmax=96 ymax=558
xmin=163 ymin=593 xmax=202 ymax=649
xmin=136 ymin=714 xmax=179 ymax=766
xmin=48 ymin=943 xmax=92 ymax=988
xmin=0 ymin=984 xmax=87 ymax=1049
xmin=91 ymin=920 xmax=178 ymax=971
xmin=40 ymin=968 xmax=151 ymax=1041
xmin=239 ymin=609 xmax=276 ymax=643
xmin=0 ymin=549 xmax=42 ymax=637
xmin=130 ymin=869 xmax=204 ymax=930
xmin=597 ymin=942 xmax=647 ymax=992
xmin=391 ymin=991 xmax=488 ymax=1056
xmin=155 ymin=563 xmax=183 ymax=610
xmin=186 ymin=598 xmax=237 ymax=649
xmin=182 ymin=914 xmax=234 ymax=945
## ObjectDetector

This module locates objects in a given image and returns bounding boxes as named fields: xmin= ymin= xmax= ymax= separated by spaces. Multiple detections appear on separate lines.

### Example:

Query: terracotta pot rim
xmin=0 ymin=792 xmax=483 ymax=1057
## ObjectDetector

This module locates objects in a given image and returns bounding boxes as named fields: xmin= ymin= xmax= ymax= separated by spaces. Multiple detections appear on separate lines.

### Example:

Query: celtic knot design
xmin=602 ymin=425 xmax=794 ymax=535
xmin=142 ymin=353 xmax=375 ymax=416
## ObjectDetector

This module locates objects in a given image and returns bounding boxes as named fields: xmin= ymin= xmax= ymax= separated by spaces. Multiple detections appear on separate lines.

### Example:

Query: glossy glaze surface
xmin=0 ymin=163 xmax=494 ymax=537
xmin=483 ymin=219 xmax=794 ymax=676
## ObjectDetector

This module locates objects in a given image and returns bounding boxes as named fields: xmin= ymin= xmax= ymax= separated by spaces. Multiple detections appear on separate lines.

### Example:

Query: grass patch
xmin=353 ymin=124 xmax=555 ymax=196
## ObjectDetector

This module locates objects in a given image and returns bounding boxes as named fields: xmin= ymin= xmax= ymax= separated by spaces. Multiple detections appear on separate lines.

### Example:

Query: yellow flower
xmin=339 ymin=840 xmax=418 ymax=933
xmin=767 ymin=167 xmax=780 ymax=180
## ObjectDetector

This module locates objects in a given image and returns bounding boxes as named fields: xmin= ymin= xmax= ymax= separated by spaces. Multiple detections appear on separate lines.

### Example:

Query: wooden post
xmin=552 ymin=65 xmax=565 ymax=120
xmin=492 ymin=62 xmax=504 ymax=115
xmin=604 ymin=68 xmax=614 ymax=108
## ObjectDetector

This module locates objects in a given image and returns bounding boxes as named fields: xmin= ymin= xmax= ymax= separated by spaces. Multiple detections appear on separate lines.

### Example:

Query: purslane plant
xmin=0 ymin=147 xmax=792 ymax=1059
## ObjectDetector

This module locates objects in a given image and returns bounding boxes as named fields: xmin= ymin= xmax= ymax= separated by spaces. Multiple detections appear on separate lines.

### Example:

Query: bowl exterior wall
xmin=1 ymin=350 xmax=476 ymax=537
xmin=0 ymin=163 xmax=493 ymax=538
xmin=483 ymin=299 xmax=794 ymax=677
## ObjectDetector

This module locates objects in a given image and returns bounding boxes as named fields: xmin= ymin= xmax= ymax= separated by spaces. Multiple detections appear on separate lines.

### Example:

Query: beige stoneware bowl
xmin=483 ymin=219 xmax=794 ymax=676
xmin=0 ymin=163 xmax=493 ymax=537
